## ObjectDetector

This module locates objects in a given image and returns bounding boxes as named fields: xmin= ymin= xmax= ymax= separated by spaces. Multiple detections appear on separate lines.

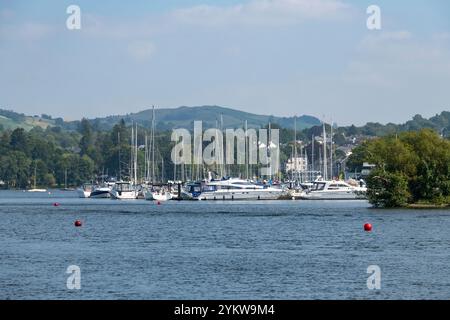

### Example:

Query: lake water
xmin=1 ymin=190 xmax=449 ymax=300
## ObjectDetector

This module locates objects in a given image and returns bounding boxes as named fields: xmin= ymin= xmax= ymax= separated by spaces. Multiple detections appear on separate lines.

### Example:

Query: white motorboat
xmin=299 ymin=180 xmax=367 ymax=200
xmin=76 ymin=183 xmax=93 ymax=198
xmin=109 ymin=182 xmax=138 ymax=200
xmin=90 ymin=183 xmax=114 ymax=198
xmin=288 ymin=188 xmax=304 ymax=200
xmin=144 ymin=186 xmax=173 ymax=201
xmin=183 ymin=178 xmax=286 ymax=201
xmin=152 ymin=190 xmax=173 ymax=201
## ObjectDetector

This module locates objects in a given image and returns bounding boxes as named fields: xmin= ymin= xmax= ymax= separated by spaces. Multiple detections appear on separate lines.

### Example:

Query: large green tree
xmin=348 ymin=129 xmax=450 ymax=207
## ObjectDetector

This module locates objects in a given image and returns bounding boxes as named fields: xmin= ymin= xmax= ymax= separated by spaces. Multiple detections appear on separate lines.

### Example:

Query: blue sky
xmin=1 ymin=0 xmax=449 ymax=125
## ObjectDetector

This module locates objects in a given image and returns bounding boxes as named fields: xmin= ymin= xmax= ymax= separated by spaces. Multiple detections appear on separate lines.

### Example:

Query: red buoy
xmin=157 ymin=201 xmax=161 ymax=205
xmin=74 ymin=220 xmax=82 ymax=227
xmin=364 ymin=223 xmax=372 ymax=232
xmin=53 ymin=202 xmax=60 ymax=207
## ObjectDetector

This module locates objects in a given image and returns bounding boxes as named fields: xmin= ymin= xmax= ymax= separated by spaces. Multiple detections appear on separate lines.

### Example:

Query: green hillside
xmin=0 ymin=109 xmax=55 ymax=131
xmin=77 ymin=105 xmax=321 ymax=131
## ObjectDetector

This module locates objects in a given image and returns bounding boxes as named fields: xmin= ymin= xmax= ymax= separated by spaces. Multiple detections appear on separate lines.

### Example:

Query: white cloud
xmin=358 ymin=31 xmax=412 ymax=50
xmin=0 ymin=22 xmax=52 ymax=41
xmin=336 ymin=30 xmax=450 ymax=122
xmin=171 ymin=0 xmax=352 ymax=27
xmin=127 ymin=41 xmax=155 ymax=61
xmin=354 ymin=30 xmax=450 ymax=70
xmin=82 ymin=14 xmax=158 ymax=40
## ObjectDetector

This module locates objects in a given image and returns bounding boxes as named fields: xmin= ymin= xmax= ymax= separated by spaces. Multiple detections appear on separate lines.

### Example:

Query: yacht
xmin=90 ymin=182 xmax=114 ymax=199
xmin=182 ymin=178 xmax=286 ymax=200
xmin=76 ymin=183 xmax=93 ymax=198
xmin=28 ymin=165 xmax=47 ymax=192
xmin=143 ymin=185 xmax=173 ymax=201
xmin=109 ymin=181 xmax=138 ymax=200
xmin=146 ymin=188 xmax=173 ymax=201
xmin=299 ymin=180 xmax=367 ymax=200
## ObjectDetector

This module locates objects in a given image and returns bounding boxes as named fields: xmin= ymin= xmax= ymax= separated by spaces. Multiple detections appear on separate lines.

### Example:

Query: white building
xmin=285 ymin=157 xmax=308 ymax=173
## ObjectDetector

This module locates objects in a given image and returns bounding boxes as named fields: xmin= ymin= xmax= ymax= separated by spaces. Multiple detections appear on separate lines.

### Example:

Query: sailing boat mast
xmin=311 ymin=134 xmax=315 ymax=179
xmin=144 ymin=134 xmax=148 ymax=182
xmin=220 ymin=113 xmax=225 ymax=178
xmin=151 ymin=106 xmax=155 ymax=184
xmin=118 ymin=132 xmax=121 ymax=181
xmin=322 ymin=122 xmax=327 ymax=180
xmin=64 ymin=168 xmax=68 ymax=189
xmin=161 ymin=157 xmax=164 ymax=182
xmin=330 ymin=121 xmax=333 ymax=180
xmin=130 ymin=123 xmax=134 ymax=182
xmin=134 ymin=123 xmax=138 ymax=184
xmin=34 ymin=163 xmax=37 ymax=189
xmin=269 ymin=121 xmax=272 ymax=179
xmin=245 ymin=120 xmax=248 ymax=180
xmin=294 ymin=116 xmax=297 ymax=182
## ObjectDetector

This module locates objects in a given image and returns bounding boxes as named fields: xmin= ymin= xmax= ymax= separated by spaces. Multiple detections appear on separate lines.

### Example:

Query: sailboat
xmin=110 ymin=123 xmax=139 ymax=200
xmin=61 ymin=169 xmax=75 ymax=191
xmin=28 ymin=164 xmax=47 ymax=192
xmin=142 ymin=106 xmax=173 ymax=202
xmin=298 ymin=121 xmax=367 ymax=200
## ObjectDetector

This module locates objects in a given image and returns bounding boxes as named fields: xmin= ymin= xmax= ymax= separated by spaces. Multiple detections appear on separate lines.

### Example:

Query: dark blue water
xmin=1 ymin=190 xmax=450 ymax=299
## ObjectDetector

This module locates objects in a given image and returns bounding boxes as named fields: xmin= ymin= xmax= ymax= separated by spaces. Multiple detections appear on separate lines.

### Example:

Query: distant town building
xmin=285 ymin=157 xmax=308 ymax=173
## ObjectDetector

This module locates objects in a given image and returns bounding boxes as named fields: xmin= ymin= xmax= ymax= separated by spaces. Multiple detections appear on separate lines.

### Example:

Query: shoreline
xmin=406 ymin=203 xmax=450 ymax=209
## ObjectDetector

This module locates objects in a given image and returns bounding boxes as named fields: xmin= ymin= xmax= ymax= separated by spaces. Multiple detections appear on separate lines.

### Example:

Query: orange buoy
xmin=74 ymin=220 xmax=82 ymax=227
xmin=53 ymin=202 xmax=60 ymax=207
xmin=364 ymin=223 xmax=372 ymax=232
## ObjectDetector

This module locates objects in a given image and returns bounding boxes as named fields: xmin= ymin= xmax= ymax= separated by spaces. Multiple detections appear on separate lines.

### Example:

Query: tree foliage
xmin=348 ymin=129 xmax=450 ymax=207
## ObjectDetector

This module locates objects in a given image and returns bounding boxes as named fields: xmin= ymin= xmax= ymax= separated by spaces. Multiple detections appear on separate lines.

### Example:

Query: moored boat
xmin=182 ymin=178 xmax=286 ymax=201
xmin=109 ymin=181 xmax=138 ymax=200
xmin=77 ymin=183 xmax=93 ymax=198
xmin=90 ymin=183 xmax=113 ymax=198
xmin=299 ymin=180 xmax=367 ymax=200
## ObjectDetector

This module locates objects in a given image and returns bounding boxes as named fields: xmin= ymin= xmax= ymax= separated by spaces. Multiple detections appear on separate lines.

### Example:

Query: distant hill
xmin=340 ymin=111 xmax=450 ymax=137
xmin=1 ymin=105 xmax=448 ymax=138
xmin=0 ymin=109 xmax=58 ymax=131
xmin=62 ymin=105 xmax=322 ymax=131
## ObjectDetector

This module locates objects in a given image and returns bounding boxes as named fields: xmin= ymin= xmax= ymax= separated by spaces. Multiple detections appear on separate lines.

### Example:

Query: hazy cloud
xmin=127 ymin=41 xmax=156 ymax=61
xmin=0 ymin=22 xmax=53 ymax=41
xmin=171 ymin=0 xmax=352 ymax=26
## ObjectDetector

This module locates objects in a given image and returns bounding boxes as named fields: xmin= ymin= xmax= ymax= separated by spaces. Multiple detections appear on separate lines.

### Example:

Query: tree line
xmin=0 ymin=118 xmax=178 ymax=189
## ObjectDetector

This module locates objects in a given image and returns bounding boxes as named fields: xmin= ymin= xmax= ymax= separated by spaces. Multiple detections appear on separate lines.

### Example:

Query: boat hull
xmin=89 ymin=189 xmax=111 ymax=199
xmin=300 ymin=190 xmax=366 ymax=200
xmin=152 ymin=193 xmax=172 ymax=201
xmin=193 ymin=189 xmax=285 ymax=201
xmin=28 ymin=189 xmax=47 ymax=193
xmin=76 ymin=188 xmax=90 ymax=198
xmin=109 ymin=190 xmax=138 ymax=200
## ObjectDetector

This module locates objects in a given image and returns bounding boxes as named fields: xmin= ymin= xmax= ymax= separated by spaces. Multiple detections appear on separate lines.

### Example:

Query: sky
xmin=0 ymin=0 xmax=449 ymax=126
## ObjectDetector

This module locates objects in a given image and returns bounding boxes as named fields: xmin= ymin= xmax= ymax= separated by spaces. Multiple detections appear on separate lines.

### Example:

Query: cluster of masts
xmin=288 ymin=117 xmax=336 ymax=184
xmin=118 ymin=108 xmax=337 ymax=186
xmin=75 ymin=110 xmax=367 ymax=201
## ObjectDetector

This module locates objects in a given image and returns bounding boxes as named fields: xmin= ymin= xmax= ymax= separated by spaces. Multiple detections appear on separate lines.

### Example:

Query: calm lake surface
xmin=1 ymin=190 xmax=449 ymax=300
